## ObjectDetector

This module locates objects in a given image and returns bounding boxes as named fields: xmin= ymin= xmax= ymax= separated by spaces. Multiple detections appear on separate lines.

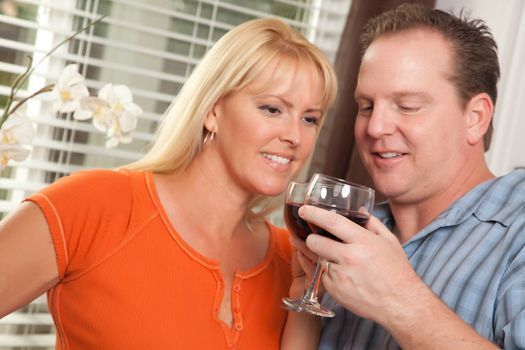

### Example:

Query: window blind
xmin=0 ymin=0 xmax=351 ymax=348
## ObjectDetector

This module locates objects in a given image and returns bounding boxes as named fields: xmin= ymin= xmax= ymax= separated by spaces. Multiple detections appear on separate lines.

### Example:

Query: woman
xmin=0 ymin=18 xmax=336 ymax=349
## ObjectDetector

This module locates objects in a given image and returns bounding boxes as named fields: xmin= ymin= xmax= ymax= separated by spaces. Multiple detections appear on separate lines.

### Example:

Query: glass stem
xmin=301 ymin=257 xmax=324 ymax=305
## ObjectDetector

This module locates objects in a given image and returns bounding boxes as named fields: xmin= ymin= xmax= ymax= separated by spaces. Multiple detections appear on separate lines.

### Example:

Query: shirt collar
xmin=444 ymin=169 xmax=525 ymax=227
xmin=373 ymin=169 xmax=525 ymax=241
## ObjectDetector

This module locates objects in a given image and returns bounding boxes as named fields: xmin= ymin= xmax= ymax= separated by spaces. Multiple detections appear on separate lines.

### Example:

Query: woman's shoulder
xmin=58 ymin=167 xmax=136 ymax=183
xmin=26 ymin=168 xmax=153 ymax=279
xmin=44 ymin=168 xmax=146 ymax=195
xmin=29 ymin=168 xmax=151 ymax=223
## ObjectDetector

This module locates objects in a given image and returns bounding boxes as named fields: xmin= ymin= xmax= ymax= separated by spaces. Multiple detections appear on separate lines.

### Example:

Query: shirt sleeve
xmin=494 ymin=215 xmax=525 ymax=349
xmin=24 ymin=169 xmax=133 ymax=280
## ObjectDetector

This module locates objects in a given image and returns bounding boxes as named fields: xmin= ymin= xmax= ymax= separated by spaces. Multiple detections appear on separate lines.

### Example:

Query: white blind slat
xmin=6 ymin=159 xmax=87 ymax=174
xmin=0 ymin=178 xmax=48 ymax=192
xmin=0 ymin=313 xmax=54 ymax=326
xmin=31 ymin=138 xmax=142 ymax=161
xmin=0 ymin=15 xmax=202 ymax=66
xmin=0 ymin=36 xmax=190 ymax=86
xmin=0 ymin=334 xmax=55 ymax=347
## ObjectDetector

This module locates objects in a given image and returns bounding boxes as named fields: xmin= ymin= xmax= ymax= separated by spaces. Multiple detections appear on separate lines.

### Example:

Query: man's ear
xmin=465 ymin=92 xmax=494 ymax=146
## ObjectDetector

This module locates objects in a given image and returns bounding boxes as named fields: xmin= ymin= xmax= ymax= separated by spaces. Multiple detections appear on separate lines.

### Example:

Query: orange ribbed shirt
xmin=26 ymin=169 xmax=292 ymax=349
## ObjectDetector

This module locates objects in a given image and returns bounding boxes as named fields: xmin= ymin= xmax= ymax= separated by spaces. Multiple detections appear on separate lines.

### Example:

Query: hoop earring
xmin=203 ymin=131 xmax=215 ymax=146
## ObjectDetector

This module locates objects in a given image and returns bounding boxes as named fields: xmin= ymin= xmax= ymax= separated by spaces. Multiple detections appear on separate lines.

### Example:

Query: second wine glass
xmin=282 ymin=174 xmax=375 ymax=317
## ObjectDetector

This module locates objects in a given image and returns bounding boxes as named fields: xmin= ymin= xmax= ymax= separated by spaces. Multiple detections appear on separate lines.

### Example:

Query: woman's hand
xmin=282 ymin=234 xmax=322 ymax=350
xmin=289 ymin=234 xmax=317 ymax=298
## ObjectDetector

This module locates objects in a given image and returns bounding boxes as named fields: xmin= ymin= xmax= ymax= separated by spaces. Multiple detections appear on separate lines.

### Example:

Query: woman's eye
xmin=303 ymin=116 xmax=319 ymax=126
xmin=259 ymin=105 xmax=281 ymax=115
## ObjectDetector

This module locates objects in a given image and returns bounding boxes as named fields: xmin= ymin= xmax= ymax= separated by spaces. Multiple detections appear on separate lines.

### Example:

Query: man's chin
xmin=371 ymin=178 xmax=408 ymax=200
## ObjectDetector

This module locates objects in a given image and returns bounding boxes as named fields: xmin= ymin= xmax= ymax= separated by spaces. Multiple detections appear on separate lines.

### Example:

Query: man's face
xmin=354 ymin=29 xmax=473 ymax=205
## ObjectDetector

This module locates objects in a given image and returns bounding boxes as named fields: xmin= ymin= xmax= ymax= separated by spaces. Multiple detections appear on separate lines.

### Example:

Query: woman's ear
xmin=204 ymin=101 xmax=220 ymax=133
xmin=465 ymin=92 xmax=494 ymax=146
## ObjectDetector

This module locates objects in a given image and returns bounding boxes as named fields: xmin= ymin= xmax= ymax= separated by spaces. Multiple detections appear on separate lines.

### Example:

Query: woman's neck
xmin=156 ymin=152 xmax=254 ymax=240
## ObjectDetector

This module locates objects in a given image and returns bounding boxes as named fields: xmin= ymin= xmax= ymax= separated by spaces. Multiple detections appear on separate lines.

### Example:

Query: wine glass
xmin=282 ymin=182 xmax=311 ymax=241
xmin=282 ymin=174 xmax=375 ymax=317
xmin=281 ymin=181 xmax=313 ymax=312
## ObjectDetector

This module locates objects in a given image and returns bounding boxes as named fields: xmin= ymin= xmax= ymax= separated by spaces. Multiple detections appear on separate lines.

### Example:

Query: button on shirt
xmin=318 ymin=169 xmax=525 ymax=350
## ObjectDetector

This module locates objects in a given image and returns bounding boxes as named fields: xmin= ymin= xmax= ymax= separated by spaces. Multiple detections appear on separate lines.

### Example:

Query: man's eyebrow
xmin=391 ymin=91 xmax=433 ymax=102
xmin=353 ymin=91 xmax=433 ymax=102
xmin=354 ymin=92 xmax=369 ymax=100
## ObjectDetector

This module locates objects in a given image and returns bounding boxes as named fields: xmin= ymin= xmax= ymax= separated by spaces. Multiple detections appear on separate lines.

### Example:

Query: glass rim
xmin=310 ymin=173 xmax=375 ymax=194
xmin=288 ymin=181 xmax=308 ymax=186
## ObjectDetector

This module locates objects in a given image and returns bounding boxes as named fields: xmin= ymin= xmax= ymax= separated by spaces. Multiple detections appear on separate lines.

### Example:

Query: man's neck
xmin=390 ymin=165 xmax=495 ymax=244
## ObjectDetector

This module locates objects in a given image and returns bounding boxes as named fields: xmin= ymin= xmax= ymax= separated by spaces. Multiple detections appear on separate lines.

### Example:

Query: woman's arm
xmin=281 ymin=244 xmax=322 ymax=350
xmin=0 ymin=201 xmax=59 ymax=317
xmin=281 ymin=305 xmax=320 ymax=350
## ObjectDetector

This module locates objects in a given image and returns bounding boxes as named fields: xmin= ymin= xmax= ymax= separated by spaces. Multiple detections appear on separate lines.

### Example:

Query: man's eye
xmin=399 ymin=105 xmax=420 ymax=113
xmin=358 ymin=105 xmax=373 ymax=115
xmin=259 ymin=105 xmax=281 ymax=115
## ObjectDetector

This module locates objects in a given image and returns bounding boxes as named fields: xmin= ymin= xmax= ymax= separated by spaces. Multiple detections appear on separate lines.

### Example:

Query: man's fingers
xmin=305 ymin=233 xmax=342 ymax=263
xmin=299 ymin=205 xmax=372 ymax=243
xmin=366 ymin=215 xmax=398 ymax=242
xmin=299 ymin=205 xmax=361 ymax=243
xmin=290 ymin=234 xmax=318 ymax=263
xmin=300 ymin=204 xmax=367 ymax=262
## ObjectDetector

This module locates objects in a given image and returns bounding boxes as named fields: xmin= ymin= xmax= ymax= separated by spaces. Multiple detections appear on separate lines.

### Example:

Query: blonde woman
xmin=0 ymin=18 xmax=336 ymax=349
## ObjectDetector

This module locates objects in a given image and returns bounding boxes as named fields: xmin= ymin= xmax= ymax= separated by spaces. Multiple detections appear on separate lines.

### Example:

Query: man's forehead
xmin=355 ymin=32 xmax=455 ymax=101
xmin=365 ymin=27 xmax=451 ymax=57
xmin=360 ymin=29 xmax=454 ymax=78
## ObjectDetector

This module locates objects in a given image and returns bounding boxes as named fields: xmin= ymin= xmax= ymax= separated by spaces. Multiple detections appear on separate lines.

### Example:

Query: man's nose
xmin=367 ymin=104 xmax=396 ymax=138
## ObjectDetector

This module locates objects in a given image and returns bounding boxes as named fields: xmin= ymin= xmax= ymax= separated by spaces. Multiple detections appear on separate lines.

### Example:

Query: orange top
xmin=26 ymin=169 xmax=292 ymax=349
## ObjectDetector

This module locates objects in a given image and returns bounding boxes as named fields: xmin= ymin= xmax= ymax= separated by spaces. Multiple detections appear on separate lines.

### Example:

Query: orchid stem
xmin=1 ymin=85 xmax=54 ymax=125
xmin=10 ymin=57 xmax=33 ymax=101
xmin=12 ymin=15 xmax=106 ymax=97
xmin=1 ymin=15 xmax=106 ymax=126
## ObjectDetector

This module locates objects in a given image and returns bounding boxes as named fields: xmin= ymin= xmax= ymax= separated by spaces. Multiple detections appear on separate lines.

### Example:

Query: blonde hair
xmin=126 ymin=17 xmax=337 ymax=220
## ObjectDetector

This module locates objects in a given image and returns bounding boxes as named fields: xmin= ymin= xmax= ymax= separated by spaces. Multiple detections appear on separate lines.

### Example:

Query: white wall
xmin=436 ymin=0 xmax=525 ymax=176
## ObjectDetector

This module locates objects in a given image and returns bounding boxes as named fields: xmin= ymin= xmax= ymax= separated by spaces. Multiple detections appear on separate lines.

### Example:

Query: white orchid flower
xmin=0 ymin=104 xmax=34 ymax=169
xmin=78 ymin=83 xmax=141 ymax=148
xmin=51 ymin=64 xmax=89 ymax=118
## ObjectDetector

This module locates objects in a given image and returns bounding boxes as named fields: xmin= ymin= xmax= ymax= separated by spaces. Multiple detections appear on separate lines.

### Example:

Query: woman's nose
xmin=279 ymin=118 xmax=301 ymax=147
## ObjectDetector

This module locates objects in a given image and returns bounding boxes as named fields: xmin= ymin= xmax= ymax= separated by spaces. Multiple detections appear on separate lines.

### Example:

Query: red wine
xmin=284 ymin=202 xmax=311 ymax=241
xmin=308 ymin=203 xmax=370 ymax=242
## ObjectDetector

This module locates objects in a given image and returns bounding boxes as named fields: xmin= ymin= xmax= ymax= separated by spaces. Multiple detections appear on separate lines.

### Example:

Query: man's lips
xmin=374 ymin=151 xmax=404 ymax=159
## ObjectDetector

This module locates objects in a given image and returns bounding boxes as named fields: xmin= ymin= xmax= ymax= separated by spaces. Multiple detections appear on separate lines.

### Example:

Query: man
xmin=297 ymin=3 xmax=525 ymax=349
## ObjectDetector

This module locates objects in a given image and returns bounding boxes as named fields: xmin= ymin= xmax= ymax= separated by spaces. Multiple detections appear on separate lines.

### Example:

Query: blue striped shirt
xmin=318 ymin=169 xmax=525 ymax=350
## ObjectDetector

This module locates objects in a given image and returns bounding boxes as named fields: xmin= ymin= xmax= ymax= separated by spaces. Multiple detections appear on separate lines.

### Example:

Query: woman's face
xmin=206 ymin=60 xmax=324 ymax=197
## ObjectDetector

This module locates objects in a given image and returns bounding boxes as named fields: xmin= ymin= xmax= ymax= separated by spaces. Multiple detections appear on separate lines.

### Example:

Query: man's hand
xmin=299 ymin=205 xmax=422 ymax=324
xmin=298 ymin=205 xmax=500 ymax=350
